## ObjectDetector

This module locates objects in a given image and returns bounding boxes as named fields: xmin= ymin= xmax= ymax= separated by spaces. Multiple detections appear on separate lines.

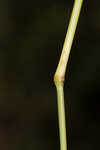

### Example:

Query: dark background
xmin=0 ymin=0 xmax=100 ymax=149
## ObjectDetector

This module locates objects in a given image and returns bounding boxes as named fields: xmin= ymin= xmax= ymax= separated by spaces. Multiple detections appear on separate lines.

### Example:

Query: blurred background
xmin=0 ymin=0 xmax=100 ymax=149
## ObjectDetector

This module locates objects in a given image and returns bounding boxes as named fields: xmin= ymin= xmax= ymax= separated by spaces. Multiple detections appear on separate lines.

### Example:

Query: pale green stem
xmin=56 ymin=84 xmax=67 ymax=150
xmin=54 ymin=0 xmax=83 ymax=83
xmin=54 ymin=0 xmax=83 ymax=150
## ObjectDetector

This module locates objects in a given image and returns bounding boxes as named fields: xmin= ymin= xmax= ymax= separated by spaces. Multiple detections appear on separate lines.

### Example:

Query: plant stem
xmin=54 ymin=0 xmax=83 ymax=150
xmin=56 ymin=84 xmax=67 ymax=150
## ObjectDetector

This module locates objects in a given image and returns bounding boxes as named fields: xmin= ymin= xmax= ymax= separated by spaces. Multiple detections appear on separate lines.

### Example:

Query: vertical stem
xmin=54 ymin=0 xmax=83 ymax=150
xmin=56 ymin=84 xmax=67 ymax=150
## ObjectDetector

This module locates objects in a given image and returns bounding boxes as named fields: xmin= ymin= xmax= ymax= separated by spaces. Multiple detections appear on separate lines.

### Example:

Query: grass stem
xmin=54 ymin=0 xmax=83 ymax=150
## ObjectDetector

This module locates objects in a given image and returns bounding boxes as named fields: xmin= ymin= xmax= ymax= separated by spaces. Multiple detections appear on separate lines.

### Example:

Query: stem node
xmin=54 ymin=74 xmax=64 ymax=87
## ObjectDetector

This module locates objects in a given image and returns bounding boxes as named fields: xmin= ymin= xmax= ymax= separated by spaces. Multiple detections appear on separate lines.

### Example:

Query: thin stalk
xmin=54 ymin=0 xmax=83 ymax=150
xmin=56 ymin=84 xmax=67 ymax=150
